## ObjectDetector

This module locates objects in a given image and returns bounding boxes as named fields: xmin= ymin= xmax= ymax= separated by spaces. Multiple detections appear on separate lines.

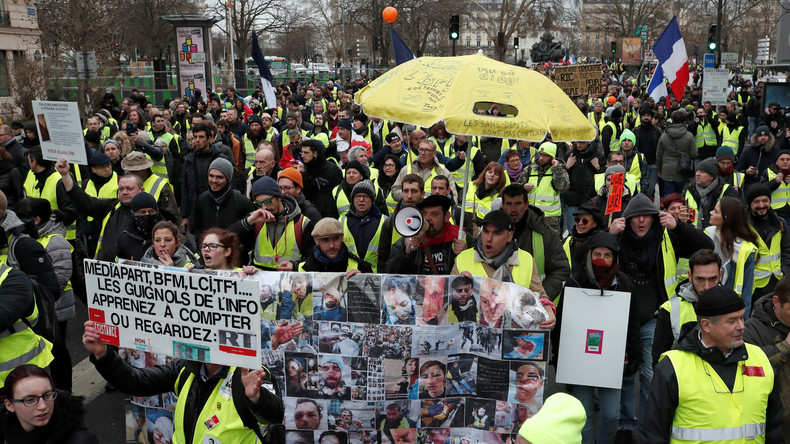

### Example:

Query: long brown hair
xmin=472 ymin=162 xmax=507 ymax=192
xmin=717 ymin=196 xmax=758 ymax=257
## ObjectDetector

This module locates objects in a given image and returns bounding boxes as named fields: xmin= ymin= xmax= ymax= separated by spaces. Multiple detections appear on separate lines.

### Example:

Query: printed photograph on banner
xmin=350 ymin=385 xmax=367 ymax=400
xmin=122 ymin=348 xmax=172 ymax=409
xmin=327 ymin=400 xmax=377 ymax=431
xmin=253 ymin=272 xmax=280 ymax=321
xmin=376 ymin=400 xmax=419 ymax=429
xmin=493 ymin=399 xmax=513 ymax=433
xmin=505 ymin=283 xmax=548 ymax=329
xmin=285 ymin=430 xmax=315 ymax=444
xmin=479 ymin=278 xmax=509 ymax=328
xmin=455 ymin=322 xmax=477 ymax=353
xmin=349 ymin=430 xmax=376 ymax=443
xmin=279 ymin=272 xmax=314 ymax=320
xmin=412 ymin=325 xmax=456 ymax=357
xmin=173 ymin=341 xmax=210 ymax=362
xmin=446 ymin=354 xmax=477 ymax=396
xmin=284 ymin=352 xmax=321 ymax=398
xmin=417 ymin=357 xmax=448 ymax=399
xmin=271 ymin=319 xmax=318 ymax=352
xmin=476 ymin=357 xmax=510 ymax=400
xmin=363 ymin=324 xmax=412 ymax=359
xmin=384 ymin=358 xmax=420 ymax=400
xmin=507 ymin=361 xmax=545 ymax=413
xmin=503 ymin=330 xmax=549 ymax=361
xmin=416 ymin=275 xmax=448 ymax=325
xmin=448 ymin=275 xmax=479 ymax=323
xmin=145 ymin=407 xmax=174 ymax=444
xmin=346 ymin=273 xmax=381 ymax=324
xmin=318 ymin=355 xmax=353 ymax=400
xmin=366 ymin=357 xmax=385 ymax=401
xmin=417 ymin=398 xmax=466 ymax=428
xmin=262 ymin=349 xmax=285 ymax=393
xmin=260 ymin=318 xmax=273 ymax=349
xmin=285 ymin=398 xmax=328 ymax=431
xmin=312 ymin=273 xmax=348 ymax=322
xmin=314 ymin=430 xmax=347 ymax=443
xmin=125 ymin=403 xmax=147 ymax=443
xmin=511 ymin=401 xmax=534 ymax=433
xmin=417 ymin=427 xmax=452 ymax=444
xmin=381 ymin=428 xmax=417 ymax=444
xmin=473 ymin=324 xmax=502 ymax=358
xmin=318 ymin=321 xmax=365 ymax=356
xmin=381 ymin=275 xmax=419 ymax=325
xmin=467 ymin=397 xmax=497 ymax=430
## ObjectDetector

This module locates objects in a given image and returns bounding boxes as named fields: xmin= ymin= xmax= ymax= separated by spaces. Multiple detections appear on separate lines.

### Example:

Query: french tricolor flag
xmin=647 ymin=17 xmax=689 ymax=103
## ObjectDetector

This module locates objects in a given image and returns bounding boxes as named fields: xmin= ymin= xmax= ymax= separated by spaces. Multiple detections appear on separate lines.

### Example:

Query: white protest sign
xmin=555 ymin=287 xmax=631 ymax=389
xmin=702 ymin=68 xmax=729 ymax=107
xmin=85 ymin=260 xmax=261 ymax=368
xmin=31 ymin=100 xmax=88 ymax=165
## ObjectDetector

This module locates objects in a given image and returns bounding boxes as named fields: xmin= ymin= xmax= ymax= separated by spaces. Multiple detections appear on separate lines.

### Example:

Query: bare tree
xmin=9 ymin=56 xmax=48 ymax=119
xmin=214 ymin=0 xmax=285 ymax=63
xmin=120 ymin=0 xmax=203 ymax=60
xmin=469 ymin=0 xmax=539 ymax=61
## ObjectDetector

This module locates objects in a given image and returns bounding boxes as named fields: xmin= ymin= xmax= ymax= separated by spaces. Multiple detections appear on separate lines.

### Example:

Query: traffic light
xmin=449 ymin=14 xmax=459 ymax=40
xmin=707 ymin=24 xmax=718 ymax=51
xmin=514 ymin=37 xmax=519 ymax=49
xmin=611 ymin=41 xmax=616 ymax=54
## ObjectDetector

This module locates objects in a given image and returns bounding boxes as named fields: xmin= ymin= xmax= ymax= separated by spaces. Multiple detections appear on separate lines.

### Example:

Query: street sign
xmin=75 ymin=51 xmax=97 ymax=79
xmin=703 ymin=53 xmax=715 ymax=68
xmin=644 ymin=50 xmax=655 ymax=62
xmin=720 ymin=52 xmax=738 ymax=64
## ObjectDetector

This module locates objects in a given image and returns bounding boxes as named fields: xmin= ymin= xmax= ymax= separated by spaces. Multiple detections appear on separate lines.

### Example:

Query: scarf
xmin=695 ymin=177 xmax=720 ymax=209
xmin=476 ymin=184 xmax=498 ymax=200
xmin=591 ymin=258 xmax=620 ymax=289
xmin=505 ymin=162 xmax=523 ymax=181
xmin=89 ymin=171 xmax=113 ymax=189
xmin=623 ymin=222 xmax=659 ymax=271
xmin=473 ymin=238 xmax=520 ymax=282
xmin=209 ymin=183 xmax=233 ymax=207
xmin=422 ymin=223 xmax=460 ymax=247
xmin=314 ymin=243 xmax=347 ymax=265
xmin=718 ymin=164 xmax=733 ymax=176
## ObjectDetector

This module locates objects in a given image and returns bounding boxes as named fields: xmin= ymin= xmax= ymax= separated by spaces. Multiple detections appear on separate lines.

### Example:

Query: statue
xmin=530 ymin=31 xmax=565 ymax=63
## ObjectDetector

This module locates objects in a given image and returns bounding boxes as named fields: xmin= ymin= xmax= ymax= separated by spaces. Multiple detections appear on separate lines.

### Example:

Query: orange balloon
xmin=382 ymin=7 xmax=398 ymax=23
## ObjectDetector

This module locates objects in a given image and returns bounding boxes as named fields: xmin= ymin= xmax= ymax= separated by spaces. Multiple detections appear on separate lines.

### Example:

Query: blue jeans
xmin=451 ymin=379 xmax=474 ymax=395
xmin=644 ymin=164 xmax=659 ymax=201
xmin=661 ymin=179 xmax=686 ymax=197
xmin=564 ymin=205 xmax=579 ymax=236
xmin=619 ymin=317 xmax=656 ymax=431
xmin=574 ymin=385 xmax=621 ymax=444
xmin=748 ymin=116 xmax=758 ymax=139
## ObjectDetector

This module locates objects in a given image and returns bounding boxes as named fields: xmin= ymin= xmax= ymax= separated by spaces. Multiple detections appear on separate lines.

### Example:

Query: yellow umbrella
xmin=355 ymin=53 xmax=596 ymax=142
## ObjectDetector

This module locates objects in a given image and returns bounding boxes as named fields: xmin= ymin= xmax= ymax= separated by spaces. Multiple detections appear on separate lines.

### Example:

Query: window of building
xmin=466 ymin=40 xmax=471 ymax=48
xmin=476 ymin=39 xmax=481 ymax=47
xmin=0 ymin=52 xmax=10 ymax=97
xmin=488 ymin=40 xmax=492 ymax=47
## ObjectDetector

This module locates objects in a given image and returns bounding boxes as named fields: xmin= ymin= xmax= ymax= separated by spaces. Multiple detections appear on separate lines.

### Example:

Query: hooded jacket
xmin=563 ymin=143 xmax=603 ymax=206
xmin=656 ymin=123 xmax=698 ymax=182
xmin=0 ymin=393 xmax=98 ymax=444
xmin=301 ymin=245 xmax=373 ymax=273
xmin=302 ymin=151 xmax=343 ymax=217
xmin=36 ymin=218 xmax=74 ymax=321
xmin=192 ymin=185 xmax=256 ymax=241
xmin=0 ymin=211 xmax=59 ymax=296
xmin=181 ymin=144 xmax=231 ymax=222
xmin=738 ymin=132 xmax=780 ymax=190
xmin=640 ymin=322 xmax=784 ymax=444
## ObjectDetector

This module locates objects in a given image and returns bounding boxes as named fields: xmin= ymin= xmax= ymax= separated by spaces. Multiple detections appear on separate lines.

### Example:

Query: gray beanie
xmin=351 ymin=179 xmax=376 ymax=201
xmin=696 ymin=157 xmax=718 ymax=179
xmin=209 ymin=157 xmax=234 ymax=182
xmin=605 ymin=164 xmax=626 ymax=177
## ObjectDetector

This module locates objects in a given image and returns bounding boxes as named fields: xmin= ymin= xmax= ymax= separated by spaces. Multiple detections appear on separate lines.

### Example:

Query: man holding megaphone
xmin=385 ymin=194 xmax=471 ymax=275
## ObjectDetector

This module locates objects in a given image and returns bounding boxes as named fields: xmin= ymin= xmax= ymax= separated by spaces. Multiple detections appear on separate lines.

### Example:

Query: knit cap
xmin=745 ymin=184 xmax=771 ymax=205
xmin=696 ymin=158 xmax=718 ymax=178
xmin=619 ymin=128 xmax=636 ymax=145
xmin=279 ymin=167 xmax=304 ymax=189
xmin=519 ymin=393 xmax=586 ymax=444
xmin=715 ymin=146 xmax=735 ymax=161
xmin=130 ymin=192 xmax=158 ymax=213
xmin=605 ymin=164 xmax=626 ymax=178
xmin=345 ymin=160 xmax=370 ymax=180
xmin=252 ymin=176 xmax=282 ymax=197
xmin=209 ymin=157 xmax=234 ymax=182
xmin=350 ymin=179 xmax=376 ymax=201
xmin=696 ymin=286 xmax=744 ymax=317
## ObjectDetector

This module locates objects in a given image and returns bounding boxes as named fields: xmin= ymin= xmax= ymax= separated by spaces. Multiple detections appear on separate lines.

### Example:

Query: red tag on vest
xmin=742 ymin=365 xmax=765 ymax=377
xmin=204 ymin=414 xmax=220 ymax=430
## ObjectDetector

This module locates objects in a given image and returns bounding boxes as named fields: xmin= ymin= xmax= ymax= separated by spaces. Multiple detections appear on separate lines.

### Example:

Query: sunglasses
xmin=254 ymin=197 xmax=274 ymax=207
xmin=574 ymin=216 xmax=592 ymax=225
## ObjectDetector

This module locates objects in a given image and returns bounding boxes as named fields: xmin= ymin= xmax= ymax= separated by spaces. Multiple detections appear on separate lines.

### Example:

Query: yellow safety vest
xmin=95 ymin=202 xmax=121 ymax=259
xmin=724 ymin=171 xmax=745 ymax=189
xmin=604 ymin=121 xmax=622 ymax=151
xmin=38 ymin=233 xmax=73 ymax=295
xmin=562 ymin=236 xmax=572 ymax=266
xmin=593 ymin=172 xmax=638 ymax=194
xmin=253 ymin=218 xmax=303 ymax=269
xmin=242 ymin=130 xmax=276 ymax=170
xmin=766 ymin=169 xmax=790 ymax=210
xmin=694 ymin=121 xmax=717 ymax=148
xmin=684 ymin=184 xmax=730 ymax=229
xmin=463 ymin=183 xmax=499 ymax=220
xmin=732 ymin=241 xmax=756 ymax=297
xmin=148 ymin=133 xmax=173 ymax=179
xmin=333 ymin=185 xmax=352 ymax=219
xmin=524 ymin=167 xmax=561 ymax=217
xmin=85 ymin=172 xmax=119 ymax=222
xmin=430 ymin=137 xmax=454 ymax=157
xmin=451 ymin=145 xmax=480 ymax=189
xmin=0 ymin=264 xmax=55 ymax=386
xmin=661 ymin=228 xmax=680 ymax=298
xmin=172 ymin=367 xmax=272 ymax=444
xmin=661 ymin=344 xmax=773 ymax=444
xmin=143 ymin=174 xmax=169 ymax=201
xmin=341 ymin=214 xmax=386 ymax=273
xmin=659 ymin=296 xmax=698 ymax=342
xmin=588 ymin=112 xmax=605 ymax=129
xmin=720 ymin=126 xmax=744 ymax=155
xmin=298 ymin=257 xmax=359 ymax=272
xmin=23 ymin=170 xmax=76 ymax=240
xmin=754 ymin=228 xmax=783 ymax=289
xmin=455 ymin=248 xmax=534 ymax=289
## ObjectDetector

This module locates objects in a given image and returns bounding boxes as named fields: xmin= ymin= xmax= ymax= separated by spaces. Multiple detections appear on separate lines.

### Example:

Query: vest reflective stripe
xmin=721 ymin=126 xmax=743 ymax=155
xmin=562 ymin=237 xmax=571 ymax=265
xmin=95 ymin=202 xmax=123 ymax=258
xmin=766 ymin=169 xmax=790 ymax=208
xmin=431 ymin=137 xmax=454 ymax=157
xmin=455 ymin=249 xmax=534 ymax=288
xmin=659 ymin=296 xmax=697 ymax=342
xmin=243 ymin=131 xmax=276 ymax=170
xmin=663 ymin=343 xmax=773 ymax=444
xmin=588 ymin=112 xmax=605 ymax=129
xmin=525 ymin=167 xmax=561 ymax=217
xmin=342 ymin=215 xmax=386 ymax=273
xmin=624 ymin=152 xmax=644 ymax=190
xmin=662 ymin=229 xmax=679 ymax=297
xmin=451 ymin=145 xmax=480 ymax=187
xmin=149 ymin=132 xmax=173 ymax=179
xmin=695 ymin=122 xmax=717 ymax=148
xmin=604 ymin=121 xmax=622 ymax=151
xmin=463 ymin=183 xmax=498 ymax=220
xmin=754 ymin=229 xmax=783 ymax=288
xmin=732 ymin=241 xmax=756 ymax=296
xmin=253 ymin=218 xmax=302 ymax=269
xmin=85 ymin=172 xmax=119 ymax=222
xmin=593 ymin=173 xmax=638 ymax=194
xmin=172 ymin=367 xmax=269 ymax=444
xmin=0 ymin=264 xmax=54 ymax=385
xmin=727 ymin=171 xmax=745 ymax=189
xmin=143 ymin=175 xmax=167 ymax=201
xmin=333 ymin=185 xmax=351 ymax=218
xmin=24 ymin=170 xmax=76 ymax=240
xmin=684 ymin=184 xmax=730 ymax=229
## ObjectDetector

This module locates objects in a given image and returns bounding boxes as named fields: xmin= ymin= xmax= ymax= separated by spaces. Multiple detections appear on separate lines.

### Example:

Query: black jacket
xmin=192 ymin=187 xmax=256 ymax=241
xmin=640 ymin=323 xmax=784 ymax=444
xmin=65 ymin=185 xmax=132 ymax=262
xmin=181 ymin=145 xmax=231 ymax=221
xmin=750 ymin=210 xmax=790 ymax=277
xmin=4 ymin=139 xmax=28 ymax=176
xmin=682 ymin=179 xmax=743 ymax=229
xmin=0 ymin=394 xmax=98 ymax=444
xmin=0 ymin=162 xmax=22 ymax=209
xmin=302 ymin=155 xmax=343 ymax=218
xmin=513 ymin=206 xmax=570 ymax=300
xmin=91 ymin=348 xmax=283 ymax=443
xmin=563 ymin=144 xmax=603 ymax=206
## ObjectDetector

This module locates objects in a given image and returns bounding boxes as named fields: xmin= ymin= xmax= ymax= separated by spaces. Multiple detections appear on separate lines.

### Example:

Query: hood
xmin=621 ymin=193 xmax=659 ymax=220
xmin=280 ymin=194 xmax=302 ymax=220
xmin=665 ymin=123 xmax=689 ymax=138
xmin=37 ymin=217 xmax=67 ymax=237
xmin=1 ymin=209 xmax=27 ymax=234
xmin=750 ymin=294 xmax=790 ymax=336
xmin=749 ymin=131 xmax=776 ymax=151
xmin=674 ymin=323 xmax=748 ymax=365
xmin=676 ymin=280 xmax=698 ymax=303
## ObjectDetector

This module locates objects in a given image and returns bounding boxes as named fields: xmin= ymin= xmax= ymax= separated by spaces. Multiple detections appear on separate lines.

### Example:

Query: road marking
xmin=71 ymin=356 xmax=106 ymax=403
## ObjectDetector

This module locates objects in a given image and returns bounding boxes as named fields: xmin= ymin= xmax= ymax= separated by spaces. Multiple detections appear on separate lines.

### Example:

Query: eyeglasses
xmin=200 ymin=243 xmax=225 ymax=251
xmin=418 ymin=148 xmax=435 ymax=153
xmin=12 ymin=390 xmax=57 ymax=407
xmin=254 ymin=197 xmax=274 ymax=207
xmin=383 ymin=163 xmax=397 ymax=168
xmin=608 ymin=160 xmax=625 ymax=165
xmin=280 ymin=185 xmax=295 ymax=192
xmin=574 ymin=216 xmax=592 ymax=225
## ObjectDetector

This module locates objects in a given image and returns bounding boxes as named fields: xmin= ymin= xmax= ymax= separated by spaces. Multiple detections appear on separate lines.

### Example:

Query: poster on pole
xmin=176 ymin=27 xmax=207 ymax=99
xmin=85 ymin=260 xmax=261 ymax=368
xmin=555 ymin=287 xmax=631 ymax=389
xmin=554 ymin=64 xmax=602 ymax=96
xmin=621 ymin=37 xmax=642 ymax=65
xmin=31 ymin=100 xmax=88 ymax=165
xmin=702 ymin=68 xmax=729 ymax=107
xmin=605 ymin=172 xmax=625 ymax=215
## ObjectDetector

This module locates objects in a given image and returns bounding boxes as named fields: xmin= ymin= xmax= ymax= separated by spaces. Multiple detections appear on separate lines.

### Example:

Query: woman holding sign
xmin=141 ymin=221 xmax=200 ymax=268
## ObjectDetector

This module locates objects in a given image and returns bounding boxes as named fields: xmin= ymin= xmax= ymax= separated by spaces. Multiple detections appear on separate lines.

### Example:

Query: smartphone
xmin=125 ymin=123 xmax=137 ymax=135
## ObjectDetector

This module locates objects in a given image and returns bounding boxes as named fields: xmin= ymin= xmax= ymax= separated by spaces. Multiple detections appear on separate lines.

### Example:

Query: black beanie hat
xmin=130 ymin=192 xmax=158 ymax=213
xmin=745 ymin=184 xmax=771 ymax=205
xmin=696 ymin=286 xmax=745 ymax=317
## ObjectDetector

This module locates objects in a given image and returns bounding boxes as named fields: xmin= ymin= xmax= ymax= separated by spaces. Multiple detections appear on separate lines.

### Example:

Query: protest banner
xmin=555 ymin=287 xmax=631 ymax=389
xmin=621 ymin=37 xmax=642 ymax=65
xmin=702 ymin=68 xmax=729 ymax=106
xmin=605 ymin=172 xmax=625 ymax=215
xmin=553 ymin=64 xmax=602 ymax=96
xmin=31 ymin=100 xmax=88 ymax=165
xmin=85 ymin=259 xmax=261 ymax=368
xmin=115 ymin=261 xmax=552 ymax=442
